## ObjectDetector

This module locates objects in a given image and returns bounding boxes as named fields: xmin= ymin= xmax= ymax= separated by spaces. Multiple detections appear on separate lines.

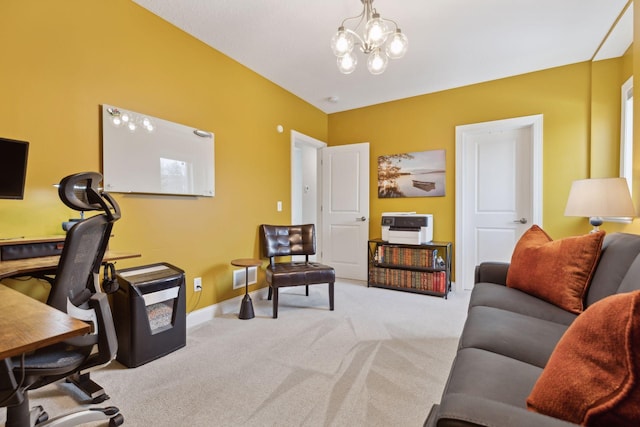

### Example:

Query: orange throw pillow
xmin=527 ymin=291 xmax=640 ymax=426
xmin=506 ymin=225 xmax=605 ymax=314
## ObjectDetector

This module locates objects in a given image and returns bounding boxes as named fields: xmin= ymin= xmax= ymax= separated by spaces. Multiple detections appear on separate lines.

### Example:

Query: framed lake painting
xmin=378 ymin=149 xmax=446 ymax=198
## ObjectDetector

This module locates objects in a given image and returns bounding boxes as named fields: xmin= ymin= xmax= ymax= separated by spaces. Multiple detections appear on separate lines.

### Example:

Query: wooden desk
xmin=0 ymin=284 xmax=90 ymax=359
xmin=0 ymin=235 xmax=67 ymax=246
xmin=0 ymin=250 xmax=141 ymax=280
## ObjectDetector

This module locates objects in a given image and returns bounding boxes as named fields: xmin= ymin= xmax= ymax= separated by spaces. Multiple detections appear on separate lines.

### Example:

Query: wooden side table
xmin=231 ymin=258 xmax=262 ymax=319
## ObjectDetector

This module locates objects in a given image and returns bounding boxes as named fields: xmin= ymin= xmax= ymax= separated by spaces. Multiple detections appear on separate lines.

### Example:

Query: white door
xmin=322 ymin=143 xmax=370 ymax=280
xmin=455 ymin=115 xmax=543 ymax=291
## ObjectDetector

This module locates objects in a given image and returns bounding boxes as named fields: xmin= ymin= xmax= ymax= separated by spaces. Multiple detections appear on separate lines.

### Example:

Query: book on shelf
xmin=369 ymin=267 xmax=447 ymax=294
xmin=376 ymin=245 xmax=439 ymax=269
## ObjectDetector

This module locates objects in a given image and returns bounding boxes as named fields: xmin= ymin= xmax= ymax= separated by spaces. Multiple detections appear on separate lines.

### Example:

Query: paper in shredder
xmin=110 ymin=262 xmax=186 ymax=368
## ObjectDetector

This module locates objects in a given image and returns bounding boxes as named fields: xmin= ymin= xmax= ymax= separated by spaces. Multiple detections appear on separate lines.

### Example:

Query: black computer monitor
xmin=0 ymin=137 xmax=29 ymax=200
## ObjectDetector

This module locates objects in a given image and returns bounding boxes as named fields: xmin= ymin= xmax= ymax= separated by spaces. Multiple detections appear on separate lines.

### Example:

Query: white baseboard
xmin=186 ymin=288 xmax=268 ymax=329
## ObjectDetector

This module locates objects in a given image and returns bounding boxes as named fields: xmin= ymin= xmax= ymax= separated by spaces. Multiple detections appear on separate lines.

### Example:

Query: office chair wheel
xmin=109 ymin=413 xmax=124 ymax=426
xmin=91 ymin=393 xmax=110 ymax=404
xmin=34 ymin=406 xmax=49 ymax=424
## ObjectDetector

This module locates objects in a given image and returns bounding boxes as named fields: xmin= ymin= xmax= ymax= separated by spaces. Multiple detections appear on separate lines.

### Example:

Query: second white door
xmin=455 ymin=115 xmax=543 ymax=290
xmin=321 ymin=142 xmax=370 ymax=280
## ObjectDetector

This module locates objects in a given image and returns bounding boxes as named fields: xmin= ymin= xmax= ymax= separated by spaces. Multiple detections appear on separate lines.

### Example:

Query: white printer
xmin=381 ymin=212 xmax=434 ymax=245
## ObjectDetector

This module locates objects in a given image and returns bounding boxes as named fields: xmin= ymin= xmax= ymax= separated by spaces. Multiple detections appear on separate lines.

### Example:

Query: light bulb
xmin=331 ymin=27 xmax=354 ymax=57
xmin=121 ymin=112 xmax=130 ymax=123
xmin=385 ymin=30 xmax=408 ymax=59
xmin=365 ymin=13 xmax=388 ymax=47
xmin=367 ymin=49 xmax=388 ymax=75
xmin=337 ymin=52 xmax=357 ymax=74
xmin=127 ymin=121 xmax=136 ymax=132
xmin=142 ymin=117 xmax=154 ymax=132
xmin=111 ymin=116 xmax=122 ymax=127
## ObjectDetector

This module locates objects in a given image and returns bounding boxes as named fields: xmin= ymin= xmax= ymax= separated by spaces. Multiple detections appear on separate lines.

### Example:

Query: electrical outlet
xmin=194 ymin=277 xmax=202 ymax=292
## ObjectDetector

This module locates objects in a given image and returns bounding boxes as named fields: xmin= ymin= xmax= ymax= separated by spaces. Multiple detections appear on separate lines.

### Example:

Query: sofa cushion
xmin=469 ymin=282 xmax=578 ymax=325
xmin=430 ymin=394 xmax=580 ymax=427
xmin=442 ymin=348 xmax=542 ymax=408
xmin=586 ymin=233 xmax=640 ymax=306
xmin=506 ymin=225 xmax=605 ymax=314
xmin=527 ymin=291 xmax=640 ymax=426
xmin=616 ymin=255 xmax=640 ymax=295
xmin=459 ymin=306 xmax=569 ymax=368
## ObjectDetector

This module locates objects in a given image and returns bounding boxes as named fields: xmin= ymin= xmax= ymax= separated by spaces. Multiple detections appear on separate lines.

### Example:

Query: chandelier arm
xmin=340 ymin=8 xmax=366 ymax=29
xmin=343 ymin=28 xmax=366 ymax=47
xmin=380 ymin=17 xmax=400 ymax=32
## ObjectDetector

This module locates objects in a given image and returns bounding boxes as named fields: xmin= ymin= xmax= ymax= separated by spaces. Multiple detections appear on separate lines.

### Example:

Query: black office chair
xmin=2 ymin=172 xmax=124 ymax=427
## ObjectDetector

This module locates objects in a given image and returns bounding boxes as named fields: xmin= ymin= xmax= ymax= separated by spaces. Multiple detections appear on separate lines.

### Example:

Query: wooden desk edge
xmin=0 ymin=251 xmax=141 ymax=280
xmin=0 ymin=236 xmax=66 ymax=246
xmin=0 ymin=284 xmax=91 ymax=359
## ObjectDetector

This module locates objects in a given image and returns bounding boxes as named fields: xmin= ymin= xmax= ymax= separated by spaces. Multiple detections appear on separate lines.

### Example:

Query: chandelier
xmin=330 ymin=0 xmax=408 ymax=75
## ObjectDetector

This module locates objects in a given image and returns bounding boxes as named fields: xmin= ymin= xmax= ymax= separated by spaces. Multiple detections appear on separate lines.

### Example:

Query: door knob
xmin=513 ymin=218 xmax=527 ymax=224
xmin=357 ymin=216 xmax=367 ymax=222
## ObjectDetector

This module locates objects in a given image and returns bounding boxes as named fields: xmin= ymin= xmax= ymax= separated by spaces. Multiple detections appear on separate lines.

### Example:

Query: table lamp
xmin=564 ymin=177 xmax=636 ymax=232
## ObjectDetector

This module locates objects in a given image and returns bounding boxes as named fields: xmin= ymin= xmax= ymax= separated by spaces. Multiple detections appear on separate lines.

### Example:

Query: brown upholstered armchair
xmin=259 ymin=224 xmax=335 ymax=318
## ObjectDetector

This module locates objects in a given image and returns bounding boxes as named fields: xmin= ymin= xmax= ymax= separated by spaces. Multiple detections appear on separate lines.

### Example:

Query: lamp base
xmin=589 ymin=216 xmax=603 ymax=233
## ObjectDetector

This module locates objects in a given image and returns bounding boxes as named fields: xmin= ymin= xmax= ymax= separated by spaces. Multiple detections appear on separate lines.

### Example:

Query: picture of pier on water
xmin=378 ymin=149 xmax=446 ymax=198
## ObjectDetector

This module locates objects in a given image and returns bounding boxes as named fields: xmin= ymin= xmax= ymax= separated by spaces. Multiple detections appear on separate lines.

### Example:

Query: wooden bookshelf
xmin=367 ymin=239 xmax=452 ymax=298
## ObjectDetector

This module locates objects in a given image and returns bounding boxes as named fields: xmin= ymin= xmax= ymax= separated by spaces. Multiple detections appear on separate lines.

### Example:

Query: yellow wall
xmin=329 ymin=63 xmax=593 ymax=242
xmin=3 ymin=0 xmax=639 ymax=312
xmin=590 ymin=56 xmax=629 ymax=178
xmin=0 ymin=0 xmax=327 ymax=310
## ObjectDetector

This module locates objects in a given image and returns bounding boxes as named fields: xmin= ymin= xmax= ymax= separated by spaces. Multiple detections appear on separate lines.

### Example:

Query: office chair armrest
xmin=64 ymin=298 xmax=99 ymax=348
xmin=63 ymin=294 xmax=117 ymax=364
xmin=86 ymin=293 xmax=119 ymax=367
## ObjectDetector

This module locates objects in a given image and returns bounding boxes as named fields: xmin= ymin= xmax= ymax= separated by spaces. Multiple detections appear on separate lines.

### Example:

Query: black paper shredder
xmin=110 ymin=262 xmax=186 ymax=368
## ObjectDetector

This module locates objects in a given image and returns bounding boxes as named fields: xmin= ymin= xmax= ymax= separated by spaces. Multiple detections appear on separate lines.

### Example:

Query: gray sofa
xmin=425 ymin=232 xmax=640 ymax=427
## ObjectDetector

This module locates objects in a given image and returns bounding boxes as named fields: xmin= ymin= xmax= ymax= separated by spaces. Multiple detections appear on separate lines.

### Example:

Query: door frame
xmin=291 ymin=130 xmax=326 ymax=260
xmin=455 ymin=115 xmax=543 ymax=291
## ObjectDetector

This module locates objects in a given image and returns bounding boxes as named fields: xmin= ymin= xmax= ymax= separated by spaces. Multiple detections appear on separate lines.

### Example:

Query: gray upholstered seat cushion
xmin=459 ymin=306 xmax=569 ymax=368
xmin=469 ymin=282 xmax=578 ymax=325
xmin=428 ymin=394 xmax=580 ymax=427
xmin=442 ymin=348 xmax=542 ymax=408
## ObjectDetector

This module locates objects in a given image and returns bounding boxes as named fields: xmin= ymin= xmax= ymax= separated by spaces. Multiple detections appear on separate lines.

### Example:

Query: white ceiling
xmin=131 ymin=0 xmax=632 ymax=114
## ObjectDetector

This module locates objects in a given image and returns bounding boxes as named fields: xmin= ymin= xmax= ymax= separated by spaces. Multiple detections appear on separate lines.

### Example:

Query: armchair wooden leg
xmin=329 ymin=282 xmax=334 ymax=311
xmin=267 ymin=285 xmax=273 ymax=301
xmin=305 ymin=285 xmax=309 ymax=296
xmin=272 ymin=288 xmax=279 ymax=318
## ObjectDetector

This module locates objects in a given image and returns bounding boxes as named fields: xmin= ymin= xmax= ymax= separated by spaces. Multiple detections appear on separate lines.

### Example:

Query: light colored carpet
xmin=2 ymin=280 xmax=470 ymax=426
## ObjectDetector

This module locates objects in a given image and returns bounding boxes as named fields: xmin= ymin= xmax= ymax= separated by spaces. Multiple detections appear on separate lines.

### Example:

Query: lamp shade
xmin=564 ymin=178 xmax=636 ymax=218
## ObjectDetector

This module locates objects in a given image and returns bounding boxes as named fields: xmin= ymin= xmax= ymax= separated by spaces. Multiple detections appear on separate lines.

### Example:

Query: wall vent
xmin=232 ymin=266 xmax=258 ymax=290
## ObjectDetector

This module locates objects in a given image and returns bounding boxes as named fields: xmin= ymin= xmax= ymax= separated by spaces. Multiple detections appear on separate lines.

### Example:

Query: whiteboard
xmin=102 ymin=104 xmax=214 ymax=197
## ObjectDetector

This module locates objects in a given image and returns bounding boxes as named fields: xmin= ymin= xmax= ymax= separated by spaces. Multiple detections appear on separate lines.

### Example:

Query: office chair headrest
xmin=58 ymin=172 xmax=121 ymax=222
